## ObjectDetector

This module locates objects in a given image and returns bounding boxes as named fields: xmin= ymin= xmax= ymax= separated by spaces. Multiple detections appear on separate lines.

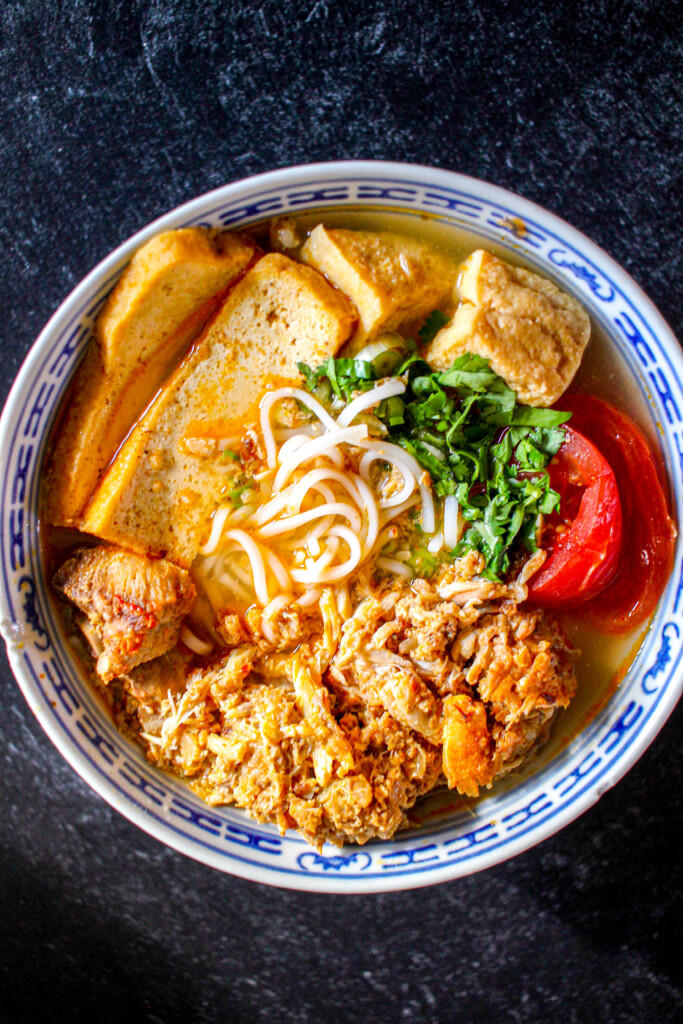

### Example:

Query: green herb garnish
xmin=227 ymin=481 xmax=251 ymax=507
xmin=299 ymin=329 xmax=571 ymax=580
xmin=297 ymin=356 xmax=377 ymax=404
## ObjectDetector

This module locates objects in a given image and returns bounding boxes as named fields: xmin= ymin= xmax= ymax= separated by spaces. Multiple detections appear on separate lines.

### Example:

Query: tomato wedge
xmin=546 ymin=394 xmax=677 ymax=633
xmin=527 ymin=426 xmax=623 ymax=608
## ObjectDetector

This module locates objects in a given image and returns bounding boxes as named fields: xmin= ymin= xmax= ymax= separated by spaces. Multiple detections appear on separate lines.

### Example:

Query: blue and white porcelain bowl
xmin=2 ymin=162 xmax=682 ymax=893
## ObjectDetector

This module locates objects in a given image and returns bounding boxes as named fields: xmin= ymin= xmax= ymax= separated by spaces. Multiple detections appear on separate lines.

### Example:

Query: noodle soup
xmin=42 ymin=209 xmax=674 ymax=848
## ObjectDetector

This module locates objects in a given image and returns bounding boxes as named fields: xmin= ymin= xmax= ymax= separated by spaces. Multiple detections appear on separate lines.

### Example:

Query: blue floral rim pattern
xmin=1 ymin=163 xmax=681 ymax=893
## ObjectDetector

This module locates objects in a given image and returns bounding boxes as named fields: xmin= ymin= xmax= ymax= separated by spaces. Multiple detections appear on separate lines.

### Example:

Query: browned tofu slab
xmin=44 ymin=228 xmax=256 ymax=525
xmin=81 ymin=253 xmax=356 ymax=566
xmin=299 ymin=226 xmax=456 ymax=349
xmin=427 ymin=250 xmax=591 ymax=406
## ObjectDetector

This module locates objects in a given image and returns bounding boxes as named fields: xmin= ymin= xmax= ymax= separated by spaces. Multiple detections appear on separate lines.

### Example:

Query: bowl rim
xmin=1 ymin=159 xmax=682 ymax=893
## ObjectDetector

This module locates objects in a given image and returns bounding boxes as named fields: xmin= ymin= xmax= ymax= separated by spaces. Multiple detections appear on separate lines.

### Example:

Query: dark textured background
xmin=1 ymin=2 xmax=682 ymax=1022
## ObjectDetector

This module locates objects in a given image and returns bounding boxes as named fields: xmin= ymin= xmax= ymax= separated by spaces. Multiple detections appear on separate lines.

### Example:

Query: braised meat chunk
xmin=54 ymin=546 xmax=196 ymax=681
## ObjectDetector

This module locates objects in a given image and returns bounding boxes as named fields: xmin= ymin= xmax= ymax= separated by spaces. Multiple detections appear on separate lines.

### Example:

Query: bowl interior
xmin=2 ymin=164 xmax=682 ymax=892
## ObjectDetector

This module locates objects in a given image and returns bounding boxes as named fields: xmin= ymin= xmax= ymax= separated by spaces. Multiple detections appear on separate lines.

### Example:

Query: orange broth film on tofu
xmin=42 ymin=211 xmax=676 ymax=848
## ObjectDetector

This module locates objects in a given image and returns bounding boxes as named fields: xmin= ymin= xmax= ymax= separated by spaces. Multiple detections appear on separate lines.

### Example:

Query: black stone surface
xmin=1 ymin=2 xmax=682 ymax=1022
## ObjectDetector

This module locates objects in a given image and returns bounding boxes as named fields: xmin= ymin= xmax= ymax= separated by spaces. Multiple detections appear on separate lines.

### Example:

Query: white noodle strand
xmin=375 ymin=557 xmax=413 ymax=579
xmin=180 ymin=626 xmax=213 ymax=656
xmin=336 ymin=379 xmax=406 ymax=428
xmin=258 ymin=501 xmax=362 ymax=537
xmin=260 ymin=387 xmax=339 ymax=466
xmin=274 ymin=425 xmax=368 ymax=490
xmin=223 ymin=530 xmax=270 ymax=605
xmin=200 ymin=506 xmax=232 ymax=556
xmin=443 ymin=494 xmax=460 ymax=549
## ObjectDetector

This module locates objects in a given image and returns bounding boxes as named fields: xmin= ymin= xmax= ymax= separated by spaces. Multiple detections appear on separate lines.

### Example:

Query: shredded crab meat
xmin=131 ymin=557 xmax=577 ymax=849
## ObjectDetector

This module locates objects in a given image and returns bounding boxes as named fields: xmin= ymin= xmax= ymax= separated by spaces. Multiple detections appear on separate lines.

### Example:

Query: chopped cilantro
xmin=297 ymin=356 xmax=377 ymax=403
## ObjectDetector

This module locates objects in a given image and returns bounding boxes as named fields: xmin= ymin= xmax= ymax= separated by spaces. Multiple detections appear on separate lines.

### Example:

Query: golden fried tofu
xmin=300 ymin=226 xmax=456 ymax=349
xmin=428 ymin=249 xmax=591 ymax=406
xmin=81 ymin=254 xmax=356 ymax=566
xmin=45 ymin=229 xmax=256 ymax=526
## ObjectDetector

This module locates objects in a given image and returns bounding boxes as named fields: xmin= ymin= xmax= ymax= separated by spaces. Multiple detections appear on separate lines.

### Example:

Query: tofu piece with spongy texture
xmin=45 ymin=229 xmax=256 ymax=526
xmin=427 ymin=250 xmax=591 ymax=406
xmin=299 ymin=227 xmax=456 ymax=349
xmin=81 ymin=254 xmax=356 ymax=567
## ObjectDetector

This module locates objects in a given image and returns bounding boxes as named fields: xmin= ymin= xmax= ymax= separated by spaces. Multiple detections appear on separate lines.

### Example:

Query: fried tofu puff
xmin=428 ymin=249 xmax=591 ymax=406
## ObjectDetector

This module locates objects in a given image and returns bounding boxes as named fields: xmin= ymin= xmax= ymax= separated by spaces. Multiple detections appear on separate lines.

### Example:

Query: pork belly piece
xmin=427 ymin=249 xmax=590 ymax=406
xmin=299 ymin=226 xmax=456 ymax=349
xmin=82 ymin=253 xmax=356 ymax=566
xmin=45 ymin=229 xmax=256 ymax=526
xmin=54 ymin=546 xmax=196 ymax=681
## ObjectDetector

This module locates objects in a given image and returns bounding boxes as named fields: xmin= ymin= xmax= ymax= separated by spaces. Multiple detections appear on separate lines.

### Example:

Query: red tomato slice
xmin=527 ymin=426 xmax=622 ymax=608
xmin=547 ymin=394 xmax=677 ymax=633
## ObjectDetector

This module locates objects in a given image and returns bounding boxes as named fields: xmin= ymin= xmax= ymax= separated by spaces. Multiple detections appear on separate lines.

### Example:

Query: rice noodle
xmin=200 ymin=506 xmax=232 ymax=556
xmin=274 ymin=424 xmax=369 ymax=490
xmin=336 ymin=379 xmax=406 ymax=428
xmin=223 ymin=530 xmax=270 ymax=605
xmin=304 ymin=535 xmax=340 ymax=573
xmin=358 ymin=438 xmax=435 ymax=532
xmin=375 ymin=556 xmax=413 ymax=579
xmin=289 ymin=467 xmax=363 ymax=509
xmin=259 ymin=501 xmax=363 ymax=537
xmin=273 ymin=424 xmax=321 ymax=441
xmin=277 ymin=433 xmax=314 ymax=464
xmin=381 ymin=494 xmax=420 ymax=523
xmin=180 ymin=625 xmax=213 ymax=656
xmin=427 ymin=532 xmax=444 ymax=554
xmin=228 ymin=504 xmax=258 ymax=525
xmin=260 ymin=387 xmax=339 ymax=466
xmin=290 ymin=525 xmax=362 ymax=584
xmin=265 ymin=550 xmax=293 ymax=591
xmin=359 ymin=449 xmax=415 ymax=508
xmin=352 ymin=474 xmax=380 ymax=554
xmin=443 ymin=494 xmax=460 ymax=549
xmin=202 ymin=379 xmax=443 ymax=605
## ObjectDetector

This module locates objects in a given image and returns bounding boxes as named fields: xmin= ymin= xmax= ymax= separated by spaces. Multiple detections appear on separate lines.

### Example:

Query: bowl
xmin=2 ymin=161 xmax=682 ymax=893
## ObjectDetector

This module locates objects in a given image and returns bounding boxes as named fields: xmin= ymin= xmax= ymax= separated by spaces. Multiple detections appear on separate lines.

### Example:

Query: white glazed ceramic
xmin=1 ymin=162 xmax=682 ymax=893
